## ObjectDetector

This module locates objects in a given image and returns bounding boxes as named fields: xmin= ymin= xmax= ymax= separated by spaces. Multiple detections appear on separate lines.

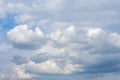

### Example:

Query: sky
xmin=0 ymin=0 xmax=120 ymax=80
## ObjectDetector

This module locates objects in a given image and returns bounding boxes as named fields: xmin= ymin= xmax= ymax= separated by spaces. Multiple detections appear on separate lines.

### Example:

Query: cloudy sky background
xmin=0 ymin=0 xmax=120 ymax=80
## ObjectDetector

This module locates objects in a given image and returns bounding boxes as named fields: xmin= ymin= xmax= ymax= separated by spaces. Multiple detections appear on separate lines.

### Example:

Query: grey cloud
xmin=1 ymin=0 xmax=120 ymax=29
xmin=53 ymin=0 xmax=120 ymax=29
xmin=30 ymin=52 xmax=67 ymax=69
xmin=30 ymin=53 xmax=48 ymax=63
xmin=84 ymin=54 xmax=120 ymax=73
xmin=11 ymin=55 xmax=28 ymax=65
xmin=9 ymin=26 xmax=120 ymax=75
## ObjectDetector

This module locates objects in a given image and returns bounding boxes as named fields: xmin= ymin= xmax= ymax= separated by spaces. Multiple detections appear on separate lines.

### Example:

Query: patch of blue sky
xmin=0 ymin=14 xmax=18 ymax=31
xmin=0 ymin=14 xmax=18 ymax=42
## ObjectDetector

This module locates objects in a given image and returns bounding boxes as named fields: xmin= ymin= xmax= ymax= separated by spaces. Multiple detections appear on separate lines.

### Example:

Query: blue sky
xmin=0 ymin=0 xmax=120 ymax=80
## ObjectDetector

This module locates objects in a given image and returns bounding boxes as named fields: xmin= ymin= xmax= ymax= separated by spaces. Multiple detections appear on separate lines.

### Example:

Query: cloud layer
xmin=0 ymin=0 xmax=120 ymax=80
xmin=7 ymin=24 xmax=120 ymax=78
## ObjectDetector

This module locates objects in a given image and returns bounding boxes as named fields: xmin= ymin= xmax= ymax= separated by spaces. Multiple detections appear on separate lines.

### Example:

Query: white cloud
xmin=109 ymin=33 xmax=120 ymax=47
xmin=87 ymin=28 xmax=105 ymax=38
xmin=8 ymin=24 xmax=120 ymax=76
xmin=49 ymin=25 xmax=78 ymax=46
xmin=14 ymin=59 xmax=84 ymax=75
xmin=27 ymin=60 xmax=62 ymax=74
xmin=86 ymin=28 xmax=120 ymax=54
xmin=14 ymin=65 xmax=37 ymax=79
xmin=1 ymin=0 xmax=120 ymax=79
xmin=39 ymin=41 xmax=65 ymax=55
xmin=64 ymin=63 xmax=84 ymax=74
xmin=10 ymin=25 xmax=120 ymax=75
xmin=7 ymin=24 xmax=47 ymax=49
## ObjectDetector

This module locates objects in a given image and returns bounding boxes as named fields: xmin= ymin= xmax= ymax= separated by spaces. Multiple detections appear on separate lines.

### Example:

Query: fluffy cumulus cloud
xmin=7 ymin=24 xmax=47 ymax=49
xmin=14 ymin=60 xmax=84 ymax=75
xmin=9 ymin=24 xmax=120 ymax=79
xmin=0 ymin=0 xmax=120 ymax=80
xmin=13 ymin=64 xmax=38 ymax=79
xmin=6 ymin=23 xmax=120 ymax=80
